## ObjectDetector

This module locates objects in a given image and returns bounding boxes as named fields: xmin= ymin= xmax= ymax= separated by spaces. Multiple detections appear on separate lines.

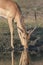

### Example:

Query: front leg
xmin=8 ymin=18 xmax=14 ymax=49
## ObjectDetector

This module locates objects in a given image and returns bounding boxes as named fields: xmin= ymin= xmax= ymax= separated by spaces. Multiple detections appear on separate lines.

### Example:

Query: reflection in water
xmin=0 ymin=50 xmax=43 ymax=65
xmin=0 ymin=50 xmax=29 ymax=65
xmin=11 ymin=50 xmax=15 ymax=65
xmin=11 ymin=49 xmax=29 ymax=65
xmin=19 ymin=49 xmax=29 ymax=65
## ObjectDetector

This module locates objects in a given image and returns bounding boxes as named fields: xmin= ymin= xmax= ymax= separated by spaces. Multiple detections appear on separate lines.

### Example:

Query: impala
xmin=0 ymin=0 xmax=36 ymax=49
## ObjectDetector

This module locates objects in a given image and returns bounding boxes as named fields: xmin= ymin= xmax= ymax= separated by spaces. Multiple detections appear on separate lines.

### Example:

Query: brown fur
xmin=0 ymin=0 xmax=28 ymax=49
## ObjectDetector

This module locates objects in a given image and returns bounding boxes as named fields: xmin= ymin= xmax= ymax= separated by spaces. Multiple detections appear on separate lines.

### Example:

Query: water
xmin=0 ymin=50 xmax=43 ymax=65
xmin=0 ymin=51 xmax=19 ymax=65
xmin=0 ymin=50 xmax=29 ymax=65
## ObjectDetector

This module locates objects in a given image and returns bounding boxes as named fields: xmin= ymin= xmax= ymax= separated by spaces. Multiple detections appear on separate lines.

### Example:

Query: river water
xmin=0 ymin=50 xmax=43 ymax=65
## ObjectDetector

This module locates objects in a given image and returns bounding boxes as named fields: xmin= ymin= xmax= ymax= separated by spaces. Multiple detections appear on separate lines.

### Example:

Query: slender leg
xmin=11 ymin=50 xmax=15 ymax=65
xmin=8 ymin=18 xmax=14 ymax=48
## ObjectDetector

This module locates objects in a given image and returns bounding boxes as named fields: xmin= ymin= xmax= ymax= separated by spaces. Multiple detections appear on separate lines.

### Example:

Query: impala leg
xmin=8 ymin=19 xmax=14 ymax=49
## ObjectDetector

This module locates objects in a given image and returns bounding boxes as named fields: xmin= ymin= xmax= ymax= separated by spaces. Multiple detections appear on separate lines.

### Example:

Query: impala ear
xmin=27 ymin=26 xmax=37 ymax=40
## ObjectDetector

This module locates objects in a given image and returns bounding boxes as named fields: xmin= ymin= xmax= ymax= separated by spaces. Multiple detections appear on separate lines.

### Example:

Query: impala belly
xmin=0 ymin=8 xmax=9 ymax=18
xmin=0 ymin=8 xmax=13 ymax=19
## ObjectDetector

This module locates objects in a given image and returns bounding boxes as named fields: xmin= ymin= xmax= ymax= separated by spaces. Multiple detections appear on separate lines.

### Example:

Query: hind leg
xmin=8 ymin=18 xmax=14 ymax=48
